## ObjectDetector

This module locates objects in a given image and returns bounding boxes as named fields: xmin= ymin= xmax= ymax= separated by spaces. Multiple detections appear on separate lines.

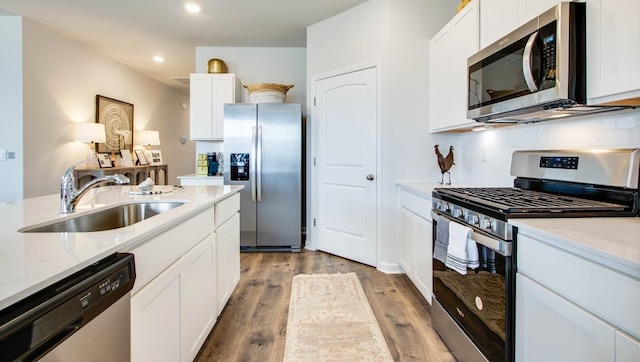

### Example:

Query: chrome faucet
xmin=60 ymin=160 xmax=130 ymax=214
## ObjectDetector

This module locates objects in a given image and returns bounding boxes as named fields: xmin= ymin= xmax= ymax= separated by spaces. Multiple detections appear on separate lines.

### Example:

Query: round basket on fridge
xmin=243 ymin=83 xmax=294 ymax=103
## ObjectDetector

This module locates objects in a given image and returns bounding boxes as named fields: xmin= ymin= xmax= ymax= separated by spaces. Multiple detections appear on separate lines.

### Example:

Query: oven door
xmin=431 ymin=211 xmax=515 ymax=362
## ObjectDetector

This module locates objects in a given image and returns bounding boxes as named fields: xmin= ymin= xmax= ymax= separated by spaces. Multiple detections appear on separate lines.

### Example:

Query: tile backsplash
xmin=453 ymin=109 xmax=640 ymax=186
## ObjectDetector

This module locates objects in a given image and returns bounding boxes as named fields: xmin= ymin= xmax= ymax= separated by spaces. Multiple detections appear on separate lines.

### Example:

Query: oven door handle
xmin=432 ymin=211 xmax=512 ymax=256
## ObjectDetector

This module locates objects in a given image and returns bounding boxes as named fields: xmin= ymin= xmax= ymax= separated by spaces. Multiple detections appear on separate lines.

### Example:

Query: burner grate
xmin=438 ymin=187 xmax=627 ymax=213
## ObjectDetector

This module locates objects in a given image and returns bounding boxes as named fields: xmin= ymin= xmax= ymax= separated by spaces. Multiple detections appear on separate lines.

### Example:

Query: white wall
xmin=195 ymin=47 xmax=306 ymax=107
xmin=307 ymin=0 xmax=455 ymax=272
xmin=14 ymin=17 xmax=192 ymax=199
xmin=0 ymin=15 xmax=24 ymax=202
xmin=454 ymin=110 xmax=640 ymax=186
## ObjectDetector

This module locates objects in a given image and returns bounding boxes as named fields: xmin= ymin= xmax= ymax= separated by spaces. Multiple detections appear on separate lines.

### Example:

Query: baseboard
xmin=377 ymin=261 xmax=404 ymax=274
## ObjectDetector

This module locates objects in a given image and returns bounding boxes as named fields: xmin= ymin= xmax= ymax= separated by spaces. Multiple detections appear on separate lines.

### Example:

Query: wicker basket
xmin=243 ymin=83 xmax=294 ymax=103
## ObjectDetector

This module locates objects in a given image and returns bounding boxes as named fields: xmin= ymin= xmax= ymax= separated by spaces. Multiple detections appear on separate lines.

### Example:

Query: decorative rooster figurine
xmin=435 ymin=145 xmax=455 ymax=185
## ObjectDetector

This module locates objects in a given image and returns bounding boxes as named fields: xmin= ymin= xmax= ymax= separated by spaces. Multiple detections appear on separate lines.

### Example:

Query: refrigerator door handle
xmin=256 ymin=125 xmax=263 ymax=202
xmin=251 ymin=126 xmax=257 ymax=202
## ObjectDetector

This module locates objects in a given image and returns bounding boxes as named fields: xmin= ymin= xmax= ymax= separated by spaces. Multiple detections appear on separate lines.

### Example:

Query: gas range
xmin=433 ymin=149 xmax=640 ymax=241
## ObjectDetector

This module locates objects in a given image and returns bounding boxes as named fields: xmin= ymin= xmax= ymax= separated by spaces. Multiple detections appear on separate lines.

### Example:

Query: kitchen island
xmin=0 ymin=184 xmax=242 ymax=310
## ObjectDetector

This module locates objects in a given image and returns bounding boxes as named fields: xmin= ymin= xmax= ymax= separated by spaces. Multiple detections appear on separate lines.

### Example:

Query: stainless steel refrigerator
xmin=223 ymin=103 xmax=302 ymax=251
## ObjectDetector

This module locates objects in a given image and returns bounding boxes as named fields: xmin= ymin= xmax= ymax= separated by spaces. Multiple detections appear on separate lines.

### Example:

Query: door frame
xmin=308 ymin=61 xmax=382 ymax=267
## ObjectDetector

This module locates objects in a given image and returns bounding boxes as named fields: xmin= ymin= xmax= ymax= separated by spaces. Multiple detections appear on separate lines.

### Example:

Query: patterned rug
xmin=283 ymin=272 xmax=394 ymax=362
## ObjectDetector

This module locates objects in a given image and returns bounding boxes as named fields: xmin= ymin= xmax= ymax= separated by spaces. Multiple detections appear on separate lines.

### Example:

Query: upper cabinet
xmin=429 ymin=0 xmax=479 ymax=132
xmin=190 ymin=73 xmax=236 ymax=140
xmin=480 ymin=0 xmax=567 ymax=49
xmin=586 ymin=0 xmax=640 ymax=105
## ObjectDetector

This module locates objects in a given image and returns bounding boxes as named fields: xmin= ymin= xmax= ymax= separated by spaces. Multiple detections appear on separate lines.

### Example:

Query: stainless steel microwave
xmin=466 ymin=2 xmax=606 ymax=123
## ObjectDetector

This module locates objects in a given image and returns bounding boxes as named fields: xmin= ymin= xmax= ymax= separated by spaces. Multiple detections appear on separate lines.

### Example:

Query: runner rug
xmin=283 ymin=272 xmax=394 ymax=361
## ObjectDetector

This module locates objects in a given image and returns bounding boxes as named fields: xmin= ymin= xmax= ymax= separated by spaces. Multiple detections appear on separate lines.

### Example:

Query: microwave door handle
xmin=522 ymin=31 xmax=539 ymax=92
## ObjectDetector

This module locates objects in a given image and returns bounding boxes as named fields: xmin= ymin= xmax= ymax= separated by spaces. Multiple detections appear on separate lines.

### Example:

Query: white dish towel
xmin=445 ymin=222 xmax=479 ymax=275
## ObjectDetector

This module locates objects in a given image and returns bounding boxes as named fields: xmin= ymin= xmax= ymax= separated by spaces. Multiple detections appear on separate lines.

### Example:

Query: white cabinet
xmin=131 ymin=264 xmax=181 ymax=362
xmin=516 ymin=232 xmax=640 ymax=361
xmin=429 ymin=0 xmax=478 ymax=132
xmin=190 ymin=73 xmax=235 ymax=140
xmin=216 ymin=212 xmax=240 ymax=315
xmin=397 ymin=188 xmax=432 ymax=303
xmin=516 ymin=274 xmax=615 ymax=362
xmin=479 ymin=0 xmax=519 ymax=48
xmin=480 ymin=0 xmax=567 ymax=49
xmin=587 ymin=0 xmax=640 ymax=105
xmin=180 ymin=235 xmax=216 ymax=362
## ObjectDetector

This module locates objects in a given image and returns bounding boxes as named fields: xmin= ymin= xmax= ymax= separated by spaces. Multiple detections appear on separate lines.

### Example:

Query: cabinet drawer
xmin=398 ymin=189 xmax=431 ymax=221
xmin=129 ymin=207 xmax=215 ymax=294
xmin=518 ymin=234 xmax=640 ymax=339
xmin=215 ymin=193 xmax=240 ymax=227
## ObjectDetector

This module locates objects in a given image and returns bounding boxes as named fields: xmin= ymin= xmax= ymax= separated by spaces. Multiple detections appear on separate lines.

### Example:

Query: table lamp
xmin=137 ymin=130 xmax=160 ymax=150
xmin=76 ymin=123 xmax=106 ymax=168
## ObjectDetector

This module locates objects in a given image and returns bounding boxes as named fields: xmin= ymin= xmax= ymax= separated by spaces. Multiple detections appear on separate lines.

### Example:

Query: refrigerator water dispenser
xmin=230 ymin=153 xmax=250 ymax=181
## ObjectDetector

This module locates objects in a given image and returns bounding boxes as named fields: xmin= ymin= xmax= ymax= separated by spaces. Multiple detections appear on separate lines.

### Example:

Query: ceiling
xmin=0 ymin=0 xmax=368 ymax=91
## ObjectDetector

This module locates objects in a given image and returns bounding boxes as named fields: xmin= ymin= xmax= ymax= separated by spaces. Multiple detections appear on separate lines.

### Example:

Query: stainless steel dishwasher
xmin=0 ymin=253 xmax=136 ymax=361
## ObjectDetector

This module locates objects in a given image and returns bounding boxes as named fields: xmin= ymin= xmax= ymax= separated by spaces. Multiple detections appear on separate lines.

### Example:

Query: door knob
xmin=366 ymin=174 xmax=375 ymax=181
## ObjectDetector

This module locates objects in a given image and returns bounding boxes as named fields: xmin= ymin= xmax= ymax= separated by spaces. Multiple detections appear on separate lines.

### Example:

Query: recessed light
xmin=185 ymin=3 xmax=201 ymax=13
xmin=153 ymin=55 xmax=165 ymax=63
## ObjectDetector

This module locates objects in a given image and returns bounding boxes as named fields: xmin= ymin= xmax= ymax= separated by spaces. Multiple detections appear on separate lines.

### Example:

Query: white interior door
xmin=314 ymin=67 xmax=377 ymax=266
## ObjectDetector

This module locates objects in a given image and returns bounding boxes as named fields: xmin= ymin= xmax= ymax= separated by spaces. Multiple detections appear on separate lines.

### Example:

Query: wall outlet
xmin=0 ymin=149 xmax=6 ymax=161
xmin=8 ymin=152 xmax=15 ymax=159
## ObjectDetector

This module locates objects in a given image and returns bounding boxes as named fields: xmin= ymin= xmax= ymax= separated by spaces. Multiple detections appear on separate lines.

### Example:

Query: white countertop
xmin=178 ymin=174 xmax=223 ymax=179
xmin=396 ymin=181 xmax=640 ymax=279
xmin=0 ymin=185 xmax=243 ymax=310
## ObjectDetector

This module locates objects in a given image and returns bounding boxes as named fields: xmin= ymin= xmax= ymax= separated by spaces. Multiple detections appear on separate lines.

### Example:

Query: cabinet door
xmin=398 ymin=207 xmax=416 ymax=277
xmin=518 ymin=0 xmax=565 ymax=24
xmin=190 ymin=74 xmax=235 ymax=140
xmin=190 ymin=74 xmax=214 ymax=140
xmin=516 ymin=274 xmax=615 ymax=362
xmin=216 ymin=213 xmax=240 ymax=315
xmin=131 ymin=266 xmax=181 ymax=362
xmin=480 ymin=0 xmax=519 ymax=48
xmin=587 ymin=0 xmax=640 ymax=104
xmin=449 ymin=0 xmax=479 ymax=129
xmin=180 ymin=236 xmax=216 ymax=362
xmin=429 ymin=0 xmax=478 ymax=132
xmin=413 ymin=214 xmax=432 ymax=304
xmin=428 ymin=25 xmax=452 ymax=131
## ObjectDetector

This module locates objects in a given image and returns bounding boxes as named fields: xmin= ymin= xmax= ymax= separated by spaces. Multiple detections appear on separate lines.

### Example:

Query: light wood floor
xmin=195 ymin=249 xmax=455 ymax=362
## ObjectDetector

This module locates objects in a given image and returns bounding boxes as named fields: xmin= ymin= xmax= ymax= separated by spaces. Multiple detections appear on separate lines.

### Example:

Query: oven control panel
xmin=432 ymin=199 xmax=512 ymax=241
xmin=539 ymin=156 xmax=579 ymax=169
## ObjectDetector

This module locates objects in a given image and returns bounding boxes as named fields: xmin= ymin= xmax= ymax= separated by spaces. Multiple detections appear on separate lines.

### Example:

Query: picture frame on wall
xmin=146 ymin=150 xmax=163 ymax=165
xmin=135 ymin=149 xmax=148 ymax=165
xmin=97 ymin=153 xmax=113 ymax=168
xmin=96 ymin=95 xmax=134 ymax=153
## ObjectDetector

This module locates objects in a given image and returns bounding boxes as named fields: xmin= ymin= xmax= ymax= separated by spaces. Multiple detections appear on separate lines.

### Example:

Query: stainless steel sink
xmin=20 ymin=202 xmax=185 ymax=233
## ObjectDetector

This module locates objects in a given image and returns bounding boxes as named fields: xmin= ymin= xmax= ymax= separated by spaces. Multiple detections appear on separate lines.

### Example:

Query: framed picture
xmin=146 ymin=150 xmax=163 ymax=165
xmin=135 ymin=149 xmax=149 ymax=165
xmin=96 ymin=95 xmax=134 ymax=153
xmin=121 ymin=150 xmax=135 ymax=167
xmin=97 ymin=153 xmax=113 ymax=168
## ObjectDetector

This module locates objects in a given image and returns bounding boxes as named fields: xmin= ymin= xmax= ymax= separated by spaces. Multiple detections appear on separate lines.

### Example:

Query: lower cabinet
xmin=216 ymin=213 xmax=240 ymax=316
xmin=131 ymin=236 xmax=215 ymax=362
xmin=516 ymin=232 xmax=640 ymax=362
xmin=397 ymin=187 xmax=433 ymax=303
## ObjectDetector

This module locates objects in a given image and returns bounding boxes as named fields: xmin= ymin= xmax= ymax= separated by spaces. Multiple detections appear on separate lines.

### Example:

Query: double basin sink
xmin=20 ymin=202 xmax=185 ymax=233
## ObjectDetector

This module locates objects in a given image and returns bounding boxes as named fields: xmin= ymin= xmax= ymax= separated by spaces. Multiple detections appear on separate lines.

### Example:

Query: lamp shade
xmin=137 ymin=130 xmax=160 ymax=146
xmin=75 ymin=123 xmax=106 ymax=143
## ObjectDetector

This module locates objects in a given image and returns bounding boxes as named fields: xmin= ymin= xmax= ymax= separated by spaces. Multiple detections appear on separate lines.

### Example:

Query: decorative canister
xmin=243 ymin=83 xmax=294 ymax=103
xmin=207 ymin=58 xmax=228 ymax=73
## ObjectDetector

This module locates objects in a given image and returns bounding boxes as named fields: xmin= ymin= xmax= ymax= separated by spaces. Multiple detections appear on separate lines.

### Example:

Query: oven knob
xmin=439 ymin=202 xmax=450 ymax=212
xmin=467 ymin=214 xmax=479 ymax=225
xmin=451 ymin=208 xmax=463 ymax=218
xmin=479 ymin=217 xmax=492 ymax=229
